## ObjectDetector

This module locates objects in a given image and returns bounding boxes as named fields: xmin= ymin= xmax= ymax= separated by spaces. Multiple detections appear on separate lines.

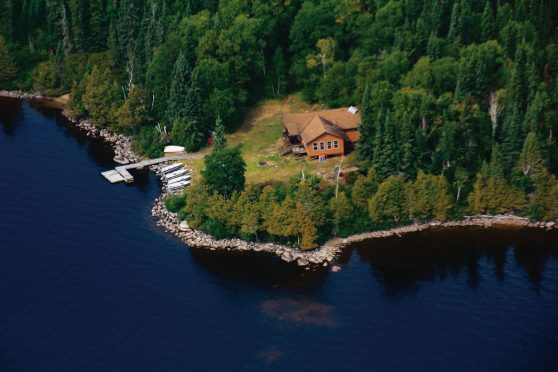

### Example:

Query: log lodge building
xmin=281 ymin=106 xmax=361 ymax=160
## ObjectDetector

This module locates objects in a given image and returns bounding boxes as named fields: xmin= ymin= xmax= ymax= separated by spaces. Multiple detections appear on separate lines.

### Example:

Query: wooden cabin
xmin=281 ymin=107 xmax=361 ymax=159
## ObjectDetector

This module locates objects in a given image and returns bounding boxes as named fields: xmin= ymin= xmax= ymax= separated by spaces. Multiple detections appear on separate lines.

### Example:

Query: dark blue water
xmin=1 ymin=98 xmax=558 ymax=372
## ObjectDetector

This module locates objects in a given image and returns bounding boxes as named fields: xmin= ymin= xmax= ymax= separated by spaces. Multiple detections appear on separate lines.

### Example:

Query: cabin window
xmin=333 ymin=140 xmax=339 ymax=149
xmin=313 ymin=142 xmax=318 ymax=151
xmin=320 ymin=142 xmax=325 ymax=150
xmin=327 ymin=141 xmax=332 ymax=150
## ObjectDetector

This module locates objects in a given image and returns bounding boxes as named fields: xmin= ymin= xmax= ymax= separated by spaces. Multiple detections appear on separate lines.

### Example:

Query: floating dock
xmin=101 ymin=154 xmax=204 ymax=184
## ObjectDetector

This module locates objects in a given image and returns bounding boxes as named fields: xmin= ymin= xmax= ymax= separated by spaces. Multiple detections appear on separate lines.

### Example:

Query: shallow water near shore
xmin=1 ymin=97 xmax=558 ymax=371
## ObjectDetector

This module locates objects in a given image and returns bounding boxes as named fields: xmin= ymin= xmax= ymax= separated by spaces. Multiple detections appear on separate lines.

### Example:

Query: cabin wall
xmin=305 ymin=134 xmax=345 ymax=158
xmin=345 ymin=129 xmax=360 ymax=143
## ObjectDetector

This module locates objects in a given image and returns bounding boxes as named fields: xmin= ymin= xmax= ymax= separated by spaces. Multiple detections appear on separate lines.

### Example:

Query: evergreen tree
xmin=166 ymin=52 xmax=191 ymax=125
xmin=426 ymin=32 xmax=440 ymax=60
xmin=528 ymin=172 xmax=558 ymax=221
xmin=481 ymin=2 xmax=495 ymax=41
xmin=489 ymin=144 xmax=505 ymax=179
xmin=357 ymin=84 xmax=375 ymax=161
xmin=376 ymin=111 xmax=400 ymax=180
xmin=501 ymin=102 xmax=523 ymax=172
xmin=0 ymin=35 xmax=17 ymax=81
xmin=88 ymin=0 xmax=106 ymax=51
xmin=433 ymin=175 xmax=452 ymax=220
xmin=518 ymin=132 xmax=545 ymax=182
xmin=170 ymin=72 xmax=206 ymax=151
xmin=468 ymin=173 xmax=486 ymax=214
xmin=212 ymin=116 xmax=227 ymax=150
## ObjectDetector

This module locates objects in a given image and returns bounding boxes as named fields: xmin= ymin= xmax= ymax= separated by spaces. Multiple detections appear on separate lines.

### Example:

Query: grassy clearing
xmin=182 ymin=96 xmax=358 ymax=185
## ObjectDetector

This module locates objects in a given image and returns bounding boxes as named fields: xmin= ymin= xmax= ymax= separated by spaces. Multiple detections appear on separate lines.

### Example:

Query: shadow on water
xmin=189 ymin=248 xmax=329 ymax=293
xmin=354 ymin=226 xmax=558 ymax=297
xmin=0 ymin=97 xmax=23 ymax=135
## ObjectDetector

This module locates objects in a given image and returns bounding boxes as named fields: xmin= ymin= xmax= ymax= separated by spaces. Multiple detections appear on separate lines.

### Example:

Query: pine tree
xmin=377 ymin=111 xmax=400 ymax=180
xmin=447 ymin=1 xmax=462 ymax=43
xmin=426 ymin=32 xmax=440 ymax=60
xmin=357 ymin=84 xmax=375 ymax=161
xmin=489 ymin=144 xmax=505 ymax=179
xmin=400 ymin=119 xmax=417 ymax=179
xmin=468 ymin=173 xmax=486 ymax=214
xmin=528 ymin=172 xmax=558 ymax=221
xmin=170 ymin=73 xmax=207 ymax=151
xmin=108 ymin=14 xmax=123 ymax=67
xmin=0 ymin=35 xmax=17 ymax=81
xmin=433 ymin=175 xmax=452 ymax=220
xmin=213 ymin=116 xmax=227 ymax=149
xmin=88 ymin=0 xmax=105 ymax=51
xmin=501 ymin=102 xmax=523 ymax=172
xmin=518 ymin=132 xmax=545 ymax=182
xmin=509 ymin=42 xmax=530 ymax=114
xmin=481 ymin=2 xmax=495 ymax=41
xmin=166 ymin=52 xmax=191 ymax=125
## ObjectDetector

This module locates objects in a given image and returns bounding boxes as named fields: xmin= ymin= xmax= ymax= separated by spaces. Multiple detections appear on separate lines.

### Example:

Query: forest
xmin=1 ymin=0 xmax=558 ymax=248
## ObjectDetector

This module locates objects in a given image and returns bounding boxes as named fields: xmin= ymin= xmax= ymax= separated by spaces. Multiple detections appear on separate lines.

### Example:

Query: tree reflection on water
xmin=354 ymin=226 xmax=558 ymax=296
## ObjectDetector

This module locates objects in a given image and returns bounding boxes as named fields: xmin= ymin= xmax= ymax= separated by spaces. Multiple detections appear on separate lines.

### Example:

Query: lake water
xmin=1 ymin=97 xmax=558 ymax=371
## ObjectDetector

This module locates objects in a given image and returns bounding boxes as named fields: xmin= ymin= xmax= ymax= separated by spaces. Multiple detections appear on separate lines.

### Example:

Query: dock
xmin=101 ymin=154 xmax=204 ymax=184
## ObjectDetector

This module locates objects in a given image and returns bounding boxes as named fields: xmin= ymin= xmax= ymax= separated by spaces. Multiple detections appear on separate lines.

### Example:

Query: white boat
xmin=160 ymin=163 xmax=183 ymax=174
xmin=164 ymin=180 xmax=191 ymax=190
xmin=166 ymin=175 xmax=191 ymax=184
xmin=164 ymin=145 xmax=185 ymax=154
xmin=163 ymin=168 xmax=188 ymax=180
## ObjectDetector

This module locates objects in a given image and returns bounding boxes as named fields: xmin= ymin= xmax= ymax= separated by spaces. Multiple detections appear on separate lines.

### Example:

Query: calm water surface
xmin=1 ymin=98 xmax=558 ymax=371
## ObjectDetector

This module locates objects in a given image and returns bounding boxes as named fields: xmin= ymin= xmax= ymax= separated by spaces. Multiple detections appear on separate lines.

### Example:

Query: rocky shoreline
xmin=60 ymin=109 xmax=140 ymax=165
xmin=152 ymin=195 xmax=558 ymax=268
xmin=0 ymin=90 xmax=48 ymax=101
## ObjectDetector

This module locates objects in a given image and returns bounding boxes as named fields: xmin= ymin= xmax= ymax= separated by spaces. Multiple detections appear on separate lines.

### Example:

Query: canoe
xmin=160 ymin=163 xmax=183 ymax=174
xmin=164 ymin=169 xmax=188 ymax=180
xmin=164 ymin=145 xmax=185 ymax=154
xmin=166 ymin=175 xmax=191 ymax=184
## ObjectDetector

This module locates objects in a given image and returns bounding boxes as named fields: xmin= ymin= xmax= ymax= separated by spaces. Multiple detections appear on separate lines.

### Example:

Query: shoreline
xmin=1 ymin=90 xmax=140 ymax=164
xmin=152 ymin=195 xmax=557 ymax=267
xmin=3 ymin=91 xmax=557 ymax=268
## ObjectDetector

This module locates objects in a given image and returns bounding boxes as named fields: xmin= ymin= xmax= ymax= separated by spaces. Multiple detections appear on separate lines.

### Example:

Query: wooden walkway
xmin=102 ymin=154 xmax=204 ymax=184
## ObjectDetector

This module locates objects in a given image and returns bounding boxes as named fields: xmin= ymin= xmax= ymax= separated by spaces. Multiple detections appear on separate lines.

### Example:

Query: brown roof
xmin=283 ymin=107 xmax=362 ymax=137
xmin=299 ymin=116 xmax=349 ymax=144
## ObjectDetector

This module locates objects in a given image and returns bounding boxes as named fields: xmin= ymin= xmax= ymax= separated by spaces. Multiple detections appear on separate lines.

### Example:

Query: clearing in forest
xmin=182 ymin=96 xmax=358 ymax=185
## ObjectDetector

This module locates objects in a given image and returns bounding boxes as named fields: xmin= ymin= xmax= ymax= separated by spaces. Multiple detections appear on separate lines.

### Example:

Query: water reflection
xmin=355 ymin=226 xmax=558 ymax=297
xmin=189 ymin=248 xmax=329 ymax=293
xmin=0 ymin=97 xmax=23 ymax=135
